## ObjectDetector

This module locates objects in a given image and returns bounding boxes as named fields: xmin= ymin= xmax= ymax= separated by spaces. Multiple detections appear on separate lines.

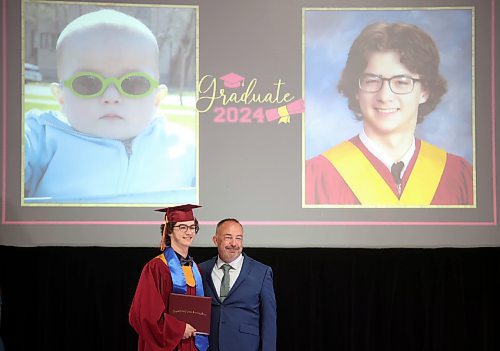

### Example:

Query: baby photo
xmin=23 ymin=2 xmax=198 ymax=205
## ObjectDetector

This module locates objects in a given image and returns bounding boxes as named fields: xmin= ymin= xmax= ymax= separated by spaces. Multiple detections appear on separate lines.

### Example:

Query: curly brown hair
xmin=337 ymin=22 xmax=447 ymax=123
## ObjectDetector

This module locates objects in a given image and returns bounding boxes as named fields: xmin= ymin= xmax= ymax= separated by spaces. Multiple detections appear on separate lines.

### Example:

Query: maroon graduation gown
xmin=129 ymin=256 xmax=197 ymax=351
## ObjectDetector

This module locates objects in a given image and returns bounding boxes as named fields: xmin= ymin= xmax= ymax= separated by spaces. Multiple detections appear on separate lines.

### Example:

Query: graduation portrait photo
xmin=303 ymin=8 xmax=475 ymax=208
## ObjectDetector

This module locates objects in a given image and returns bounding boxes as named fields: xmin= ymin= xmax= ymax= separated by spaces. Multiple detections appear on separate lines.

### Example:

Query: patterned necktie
xmin=220 ymin=264 xmax=232 ymax=302
xmin=391 ymin=161 xmax=404 ymax=185
xmin=391 ymin=161 xmax=404 ymax=194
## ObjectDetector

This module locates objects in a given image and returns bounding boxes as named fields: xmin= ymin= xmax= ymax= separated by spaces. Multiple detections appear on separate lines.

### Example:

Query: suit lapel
xmin=226 ymin=254 xmax=253 ymax=300
xmin=204 ymin=257 xmax=220 ymax=302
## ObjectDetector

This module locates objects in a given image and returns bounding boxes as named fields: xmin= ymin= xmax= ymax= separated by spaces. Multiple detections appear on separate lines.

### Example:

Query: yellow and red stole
xmin=323 ymin=140 xmax=447 ymax=205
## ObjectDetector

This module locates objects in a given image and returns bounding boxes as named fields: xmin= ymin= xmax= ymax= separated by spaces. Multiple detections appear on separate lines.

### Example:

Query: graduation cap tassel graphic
xmin=265 ymin=98 xmax=305 ymax=123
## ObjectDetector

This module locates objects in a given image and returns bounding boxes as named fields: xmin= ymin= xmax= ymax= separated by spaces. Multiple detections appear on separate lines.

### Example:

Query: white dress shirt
xmin=359 ymin=129 xmax=415 ymax=179
xmin=211 ymin=254 xmax=244 ymax=298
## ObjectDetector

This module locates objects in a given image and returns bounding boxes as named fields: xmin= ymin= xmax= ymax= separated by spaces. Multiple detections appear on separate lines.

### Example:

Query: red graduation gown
xmin=305 ymin=136 xmax=473 ymax=205
xmin=129 ymin=256 xmax=197 ymax=351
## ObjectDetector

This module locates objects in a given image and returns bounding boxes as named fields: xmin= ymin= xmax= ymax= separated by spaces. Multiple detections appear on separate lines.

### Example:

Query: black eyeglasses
xmin=358 ymin=73 xmax=421 ymax=94
xmin=173 ymin=224 xmax=199 ymax=234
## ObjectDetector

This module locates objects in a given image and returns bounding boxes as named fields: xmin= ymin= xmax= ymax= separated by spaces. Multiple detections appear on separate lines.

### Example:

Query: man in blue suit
xmin=199 ymin=218 xmax=276 ymax=351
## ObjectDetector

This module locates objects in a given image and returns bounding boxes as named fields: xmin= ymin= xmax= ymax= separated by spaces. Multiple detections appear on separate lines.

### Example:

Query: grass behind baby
xmin=24 ymin=82 xmax=197 ymax=130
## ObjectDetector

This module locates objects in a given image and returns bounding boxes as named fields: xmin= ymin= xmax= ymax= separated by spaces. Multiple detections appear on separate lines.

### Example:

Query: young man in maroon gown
xmin=129 ymin=205 xmax=208 ymax=351
xmin=305 ymin=22 xmax=473 ymax=206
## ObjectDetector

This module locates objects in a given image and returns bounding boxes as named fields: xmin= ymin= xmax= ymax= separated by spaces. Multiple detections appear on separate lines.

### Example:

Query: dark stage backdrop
xmin=0 ymin=245 xmax=499 ymax=351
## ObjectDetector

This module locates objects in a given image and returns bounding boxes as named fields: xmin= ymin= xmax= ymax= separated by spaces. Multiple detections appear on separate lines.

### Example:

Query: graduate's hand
xmin=183 ymin=323 xmax=196 ymax=339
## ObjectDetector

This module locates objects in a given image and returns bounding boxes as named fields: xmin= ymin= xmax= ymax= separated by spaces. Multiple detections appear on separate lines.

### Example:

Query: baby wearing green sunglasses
xmin=24 ymin=8 xmax=196 ymax=204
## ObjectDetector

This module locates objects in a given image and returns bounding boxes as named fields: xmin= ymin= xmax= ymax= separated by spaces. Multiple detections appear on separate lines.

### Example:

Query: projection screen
xmin=0 ymin=0 xmax=498 ymax=247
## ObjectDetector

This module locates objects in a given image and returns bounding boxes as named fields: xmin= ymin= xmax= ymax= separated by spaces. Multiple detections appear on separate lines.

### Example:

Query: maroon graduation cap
xmin=155 ymin=204 xmax=201 ymax=223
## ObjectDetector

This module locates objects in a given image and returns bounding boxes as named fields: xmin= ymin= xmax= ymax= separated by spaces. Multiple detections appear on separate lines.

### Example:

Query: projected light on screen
xmin=0 ymin=0 xmax=497 ymax=248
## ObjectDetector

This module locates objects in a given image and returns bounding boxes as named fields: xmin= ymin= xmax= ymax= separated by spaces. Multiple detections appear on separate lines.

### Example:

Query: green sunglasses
xmin=62 ymin=71 xmax=159 ymax=99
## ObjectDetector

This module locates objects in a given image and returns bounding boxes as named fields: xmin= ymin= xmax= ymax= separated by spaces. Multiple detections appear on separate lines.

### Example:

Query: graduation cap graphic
xmin=219 ymin=72 xmax=245 ymax=88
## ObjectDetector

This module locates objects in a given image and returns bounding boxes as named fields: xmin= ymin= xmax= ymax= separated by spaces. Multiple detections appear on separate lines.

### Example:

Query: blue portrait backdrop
xmin=304 ymin=9 xmax=473 ymax=165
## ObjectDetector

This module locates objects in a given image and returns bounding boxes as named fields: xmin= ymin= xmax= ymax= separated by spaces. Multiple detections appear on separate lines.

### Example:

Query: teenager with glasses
xmin=130 ymin=205 xmax=208 ymax=351
xmin=24 ymin=9 xmax=196 ymax=204
xmin=305 ymin=22 xmax=473 ymax=206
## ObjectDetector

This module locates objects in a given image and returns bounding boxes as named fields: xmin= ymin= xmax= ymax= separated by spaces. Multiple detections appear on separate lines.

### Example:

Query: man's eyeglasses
xmin=358 ymin=74 xmax=421 ymax=95
xmin=62 ymin=71 xmax=159 ymax=99
xmin=173 ymin=224 xmax=200 ymax=234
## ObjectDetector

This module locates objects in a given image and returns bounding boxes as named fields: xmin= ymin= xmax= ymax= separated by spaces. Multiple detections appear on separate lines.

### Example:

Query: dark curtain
xmin=0 ymin=246 xmax=499 ymax=351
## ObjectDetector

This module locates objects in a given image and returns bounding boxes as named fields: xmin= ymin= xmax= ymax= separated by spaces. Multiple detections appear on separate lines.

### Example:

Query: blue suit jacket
xmin=199 ymin=253 xmax=276 ymax=351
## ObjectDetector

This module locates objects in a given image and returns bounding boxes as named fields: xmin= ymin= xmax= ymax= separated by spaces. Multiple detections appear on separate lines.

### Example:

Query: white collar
xmin=359 ymin=130 xmax=415 ymax=175
xmin=216 ymin=253 xmax=244 ymax=270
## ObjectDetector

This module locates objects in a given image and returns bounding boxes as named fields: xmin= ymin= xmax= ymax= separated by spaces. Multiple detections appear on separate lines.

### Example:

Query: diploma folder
xmin=168 ymin=293 xmax=212 ymax=335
